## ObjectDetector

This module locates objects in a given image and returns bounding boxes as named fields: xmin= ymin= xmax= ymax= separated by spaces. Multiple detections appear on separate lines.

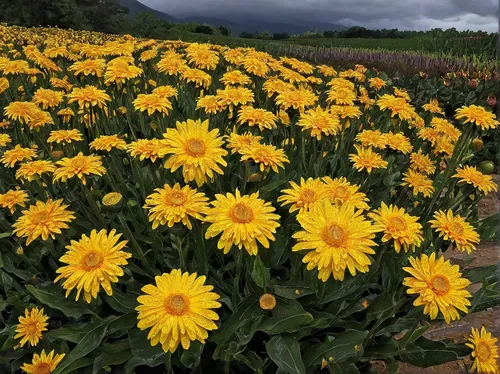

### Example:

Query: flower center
xmin=449 ymin=222 xmax=464 ymax=235
xmin=31 ymin=210 xmax=50 ymax=225
xmin=230 ymin=203 xmax=254 ymax=223
xmin=167 ymin=191 xmax=186 ymax=206
xmin=35 ymin=363 xmax=52 ymax=374
xmin=431 ymin=275 xmax=450 ymax=295
xmin=388 ymin=216 xmax=407 ymax=231
xmin=83 ymin=252 xmax=103 ymax=269
xmin=26 ymin=322 xmax=39 ymax=335
xmin=323 ymin=223 xmax=347 ymax=247
xmin=299 ymin=189 xmax=316 ymax=203
xmin=186 ymin=138 xmax=206 ymax=156
xmin=476 ymin=341 xmax=491 ymax=361
xmin=335 ymin=186 xmax=349 ymax=199
xmin=164 ymin=294 xmax=188 ymax=315
xmin=72 ymin=158 xmax=87 ymax=172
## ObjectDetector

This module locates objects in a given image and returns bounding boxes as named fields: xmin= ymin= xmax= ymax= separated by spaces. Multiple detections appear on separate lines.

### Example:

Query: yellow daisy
xmin=385 ymin=132 xmax=413 ymax=154
xmin=466 ymin=326 xmax=499 ymax=374
xmin=53 ymin=152 xmax=106 ymax=185
xmin=402 ymin=169 xmax=435 ymax=198
xmin=67 ymin=85 xmax=111 ymax=109
xmin=133 ymin=93 xmax=172 ymax=116
xmin=32 ymin=88 xmax=64 ymax=110
xmin=349 ymin=145 xmax=388 ymax=173
xmin=429 ymin=210 xmax=480 ymax=254
xmin=14 ymin=307 xmax=49 ymax=347
xmin=297 ymin=106 xmax=341 ymax=140
xmin=1 ymin=144 xmax=37 ymax=168
xmin=47 ymin=129 xmax=83 ymax=144
xmin=0 ymin=133 xmax=11 ymax=147
xmin=197 ymin=95 xmax=222 ymax=114
xmin=237 ymin=106 xmax=277 ymax=131
xmin=89 ymin=134 xmax=127 ymax=152
xmin=16 ymin=160 xmax=56 ymax=181
xmin=239 ymin=143 xmax=289 ymax=173
xmin=453 ymin=166 xmax=498 ymax=194
xmin=322 ymin=177 xmax=370 ymax=210
xmin=225 ymin=132 xmax=262 ymax=154
xmin=423 ymin=98 xmax=444 ymax=115
xmin=409 ymin=150 xmax=435 ymax=175
xmin=0 ymin=189 xmax=29 ymax=213
xmin=21 ymin=350 xmax=65 ymax=374
xmin=277 ymin=177 xmax=328 ymax=213
xmin=355 ymin=130 xmax=387 ymax=149
xmin=455 ymin=105 xmax=499 ymax=130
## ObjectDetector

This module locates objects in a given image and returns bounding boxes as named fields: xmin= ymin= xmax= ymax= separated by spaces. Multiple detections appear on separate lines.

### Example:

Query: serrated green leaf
xmin=266 ymin=335 xmax=305 ymax=374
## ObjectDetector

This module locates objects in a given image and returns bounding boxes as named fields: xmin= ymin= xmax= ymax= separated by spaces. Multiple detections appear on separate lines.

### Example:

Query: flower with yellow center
xmin=181 ymin=67 xmax=212 ymax=89
xmin=410 ymin=150 xmax=435 ymax=175
xmin=403 ymin=252 xmax=472 ymax=324
xmin=259 ymin=293 xmax=277 ymax=310
xmin=14 ymin=308 xmax=49 ymax=347
xmin=466 ymin=326 xmax=499 ymax=374
xmin=385 ymin=132 xmax=413 ymax=154
xmin=12 ymin=199 xmax=75 ymax=245
xmin=133 ymin=93 xmax=172 ymax=116
xmin=127 ymin=139 xmax=163 ymax=162
xmin=423 ymin=98 xmax=444 ymax=115
xmin=297 ymin=106 xmax=341 ymax=140
xmin=349 ymin=145 xmax=388 ymax=173
xmin=220 ymin=70 xmax=252 ymax=86
xmin=317 ymin=65 xmax=337 ymax=77
xmin=21 ymin=350 xmax=65 ymax=374
xmin=237 ymin=106 xmax=277 ymax=131
xmin=197 ymin=95 xmax=222 ymax=114
xmin=225 ymin=132 xmax=262 ymax=154
xmin=53 ymin=152 xmax=106 ymax=185
xmin=455 ymin=105 xmax=499 ymax=130
xmin=275 ymin=87 xmax=318 ymax=112
xmin=4 ymin=101 xmax=40 ymax=124
xmin=144 ymin=183 xmax=209 ymax=229
xmin=54 ymin=229 xmax=131 ymax=303
xmin=263 ymin=78 xmax=293 ymax=97
xmin=90 ymin=134 xmax=127 ymax=152
xmin=431 ymin=118 xmax=461 ymax=142
xmin=104 ymin=60 xmax=143 ymax=85
xmin=160 ymin=119 xmax=227 ymax=187
xmin=355 ymin=130 xmax=387 ymax=149
xmin=429 ymin=210 xmax=480 ymax=253
xmin=433 ymin=136 xmax=455 ymax=159
xmin=216 ymin=87 xmax=255 ymax=110
xmin=47 ymin=129 xmax=83 ymax=144
xmin=278 ymin=177 xmax=329 ymax=213
xmin=453 ymin=166 xmax=498 ymax=195
xmin=32 ymin=88 xmax=64 ymax=110
xmin=239 ymin=143 xmax=289 ymax=173
xmin=243 ymin=57 xmax=269 ymax=77
xmin=402 ymin=169 xmax=435 ymax=198
xmin=0 ymin=77 xmax=9 ymax=94
xmin=157 ymin=52 xmax=187 ymax=75
xmin=377 ymin=94 xmax=416 ymax=121
xmin=136 ymin=269 xmax=221 ymax=353
xmin=186 ymin=44 xmax=219 ymax=70
xmin=278 ymin=109 xmax=291 ymax=126
xmin=67 ymin=85 xmax=111 ymax=109
xmin=0 ymin=189 xmax=29 ymax=214
xmin=57 ymin=108 xmax=75 ymax=123
xmin=292 ymin=200 xmax=379 ymax=282
xmin=327 ymin=77 xmax=355 ymax=90
xmin=0 ymin=134 xmax=11 ymax=147
xmin=330 ymin=105 xmax=362 ymax=120
xmin=1 ymin=145 xmax=37 ymax=168
xmin=68 ymin=58 xmax=106 ymax=77
xmin=418 ymin=127 xmax=440 ymax=145
xmin=205 ymin=189 xmax=280 ymax=255
xmin=153 ymin=85 xmax=178 ymax=99
xmin=369 ymin=202 xmax=423 ymax=253
xmin=322 ymin=177 xmax=370 ymax=210
xmin=50 ymin=77 xmax=73 ymax=92
xmin=394 ymin=87 xmax=411 ymax=101
xmin=369 ymin=77 xmax=387 ymax=90
xmin=16 ymin=160 xmax=56 ymax=182
xmin=26 ymin=109 xmax=54 ymax=130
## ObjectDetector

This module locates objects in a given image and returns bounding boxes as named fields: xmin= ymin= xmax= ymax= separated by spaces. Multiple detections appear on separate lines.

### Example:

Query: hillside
xmin=120 ymin=0 xmax=176 ymax=21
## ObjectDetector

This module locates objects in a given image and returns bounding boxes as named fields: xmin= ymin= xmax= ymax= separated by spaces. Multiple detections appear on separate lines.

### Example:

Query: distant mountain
xmin=120 ymin=0 xmax=346 ymax=35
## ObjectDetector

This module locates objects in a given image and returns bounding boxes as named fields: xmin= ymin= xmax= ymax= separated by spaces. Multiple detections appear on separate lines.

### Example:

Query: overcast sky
xmin=141 ymin=0 xmax=499 ymax=32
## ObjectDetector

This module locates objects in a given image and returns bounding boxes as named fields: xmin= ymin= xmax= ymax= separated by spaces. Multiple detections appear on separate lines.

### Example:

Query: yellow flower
xmin=197 ymin=95 xmax=222 ymax=114
xmin=57 ymin=108 xmax=75 ymax=123
xmin=225 ymin=132 xmax=262 ymax=154
xmin=220 ymin=70 xmax=252 ymax=86
xmin=403 ymin=252 xmax=471 ymax=324
xmin=47 ymin=129 xmax=83 ymax=144
xmin=385 ymin=132 xmax=413 ymax=154
xmin=21 ymin=350 xmax=65 ymax=374
xmin=326 ymin=87 xmax=357 ymax=106
xmin=127 ymin=139 xmax=163 ymax=162
xmin=160 ymin=119 xmax=227 ymax=187
xmin=277 ymin=177 xmax=329 ymax=213
xmin=355 ymin=130 xmax=386 ymax=149
xmin=292 ymin=199 xmax=379 ymax=281
xmin=402 ymin=169 xmax=435 ymax=198
xmin=53 ymin=152 xmax=106 ymax=185
xmin=14 ymin=308 xmax=49 ymax=347
xmin=429 ymin=210 xmax=480 ymax=253
xmin=377 ymin=94 xmax=416 ymax=121
xmin=181 ymin=67 xmax=212 ymax=89
xmin=32 ymin=88 xmax=64 ymax=110
xmin=54 ymin=229 xmax=131 ymax=303
xmin=133 ymin=93 xmax=172 ymax=115
xmin=152 ymin=85 xmax=178 ymax=99
xmin=423 ymin=98 xmax=444 ymax=115
xmin=157 ymin=51 xmax=187 ymax=75
xmin=322 ymin=177 xmax=370 ymax=210
xmin=239 ymin=143 xmax=289 ymax=173
xmin=26 ymin=109 xmax=54 ymax=130
xmin=418 ymin=127 xmax=440 ymax=145
xmin=453 ymin=166 xmax=498 ymax=194
xmin=90 ymin=134 xmax=127 ymax=152
xmin=243 ymin=57 xmax=269 ymax=77
xmin=205 ymin=189 xmax=280 ymax=255
xmin=136 ymin=269 xmax=221 ymax=353
xmin=330 ymin=105 xmax=362 ymax=120
xmin=431 ymin=118 xmax=461 ymax=142
xmin=67 ymin=85 xmax=111 ymax=109
xmin=278 ymin=109 xmax=291 ymax=126
xmin=275 ymin=87 xmax=318 ymax=112
xmin=369 ymin=202 xmax=423 ymax=253
xmin=369 ymin=77 xmax=387 ymax=90
xmin=4 ymin=101 xmax=40 ymax=124
xmin=394 ymin=87 xmax=411 ymax=101
xmin=455 ymin=105 xmax=499 ymax=130
xmin=349 ymin=145 xmax=388 ymax=173
xmin=409 ymin=150 xmax=435 ymax=175
xmin=186 ymin=43 xmax=219 ymax=70
xmin=68 ymin=58 xmax=106 ymax=77
xmin=144 ymin=183 xmax=209 ymax=229
xmin=16 ymin=160 xmax=56 ymax=181
xmin=216 ymin=86 xmax=255 ymax=110
xmin=237 ymin=106 xmax=277 ymax=131
xmin=297 ymin=106 xmax=340 ymax=140
xmin=1 ymin=144 xmax=37 ymax=168
xmin=0 ymin=189 xmax=29 ymax=213
xmin=0 ymin=77 xmax=9 ymax=94
xmin=13 ymin=199 xmax=75 ymax=245
xmin=259 ymin=293 xmax=277 ymax=310
xmin=466 ymin=326 xmax=499 ymax=374
xmin=104 ymin=60 xmax=143 ymax=85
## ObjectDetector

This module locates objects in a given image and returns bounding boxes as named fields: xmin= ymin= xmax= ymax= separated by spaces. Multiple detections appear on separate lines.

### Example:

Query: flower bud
xmin=259 ymin=293 xmax=276 ymax=310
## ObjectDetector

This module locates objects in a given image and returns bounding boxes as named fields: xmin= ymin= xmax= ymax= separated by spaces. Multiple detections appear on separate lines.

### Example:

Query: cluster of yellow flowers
xmin=0 ymin=24 xmax=499 ymax=373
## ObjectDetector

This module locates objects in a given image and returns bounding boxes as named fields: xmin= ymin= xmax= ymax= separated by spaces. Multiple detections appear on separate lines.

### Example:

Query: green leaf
xmin=46 ymin=323 xmax=96 ymax=344
xmin=251 ymin=255 xmax=270 ymax=288
xmin=328 ymin=363 xmax=360 ymax=374
xmin=180 ymin=341 xmax=204 ymax=369
xmin=266 ymin=335 xmax=305 ymax=374
xmin=93 ymin=340 xmax=131 ymax=373
xmin=259 ymin=299 xmax=313 ymax=335
xmin=272 ymin=281 xmax=315 ymax=300
xmin=398 ymin=338 xmax=460 ymax=368
xmin=0 ymin=232 xmax=12 ymax=239
xmin=303 ymin=330 xmax=368 ymax=368
xmin=102 ymin=289 xmax=138 ymax=313
xmin=128 ymin=328 xmax=165 ymax=361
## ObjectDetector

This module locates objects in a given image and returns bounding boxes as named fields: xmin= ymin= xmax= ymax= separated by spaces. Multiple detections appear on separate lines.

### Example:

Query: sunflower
xmin=277 ymin=177 xmax=329 ymax=213
xmin=0 ymin=189 xmax=29 ymax=214
xmin=220 ymin=70 xmax=252 ymax=86
xmin=385 ymin=132 xmax=413 ymax=154
xmin=14 ymin=307 xmax=49 ymax=347
xmin=127 ymin=139 xmax=163 ymax=162
xmin=53 ymin=152 xmax=106 ymax=185
xmin=160 ymin=119 xmax=227 ymax=187
xmin=466 ymin=326 xmax=499 ymax=374
xmin=322 ymin=177 xmax=370 ymax=210
xmin=32 ymin=88 xmax=64 ymax=110
xmin=205 ymin=189 xmax=280 ymax=255
xmin=21 ymin=350 xmax=65 ymax=374
xmin=225 ymin=132 xmax=262 ymax=154
xmin=292 ymin=200 xmax=379 ymax=281
xmin=455 ymin=105 xmax=499 ymax=130
xmin=349 ymin=145 xmax=388 ymax=173
xmin=409 ymin=150 xmax=435 ymax=175
xmin=1 ymin=144 xmax=37 ymax=168
xmin=403 ymin=252 xmax=471 ymax=324
xmin=197 ymin=95 xmax=222 ymax=114
xmin=12 ymin=199 xmax=75 ymax=245
xmin=144 ymin=183 xmax=209 ymax=229
xmin=402 ymin=169 xmax=435 ymax=198
xmin=369 ymin=202 xmax=423 ymax=253
xmin=297 ymin=106 xmax=341 ymax=140
xmin=47 ymin=129 xmax=83 ymax=144
xmin=239 ymin=143 xmax=289 ymax=173
xmin=429 ymin=210 xmax=480 ymax=253
xmin=90 ymin=134 xmax=127 ymax=152
xmin=136 ymin=269 xmax=221 ymax=353
xmin=54 ymin=229 xmax=130 ymax=303
xmin=67 ymin=85 xmax=111 ymax=109
xmin=237 ymin=106 xmax=277 ymax=131
xmin=275 ymin=87 xmax=318 ymax=112
xmin=133 ymin=93 xmax=172 ymax=116
xmin=453 ymin=166 xmax=498 ymax=195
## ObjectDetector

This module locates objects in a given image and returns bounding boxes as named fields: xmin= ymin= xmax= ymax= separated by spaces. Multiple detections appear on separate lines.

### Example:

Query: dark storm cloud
xmin=141 ymin=0 xmax=499 ymax=31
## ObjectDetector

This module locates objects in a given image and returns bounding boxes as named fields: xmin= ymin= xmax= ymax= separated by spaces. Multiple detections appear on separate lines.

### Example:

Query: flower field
xmin=0 ymin=24 xmax=499 ymax=374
